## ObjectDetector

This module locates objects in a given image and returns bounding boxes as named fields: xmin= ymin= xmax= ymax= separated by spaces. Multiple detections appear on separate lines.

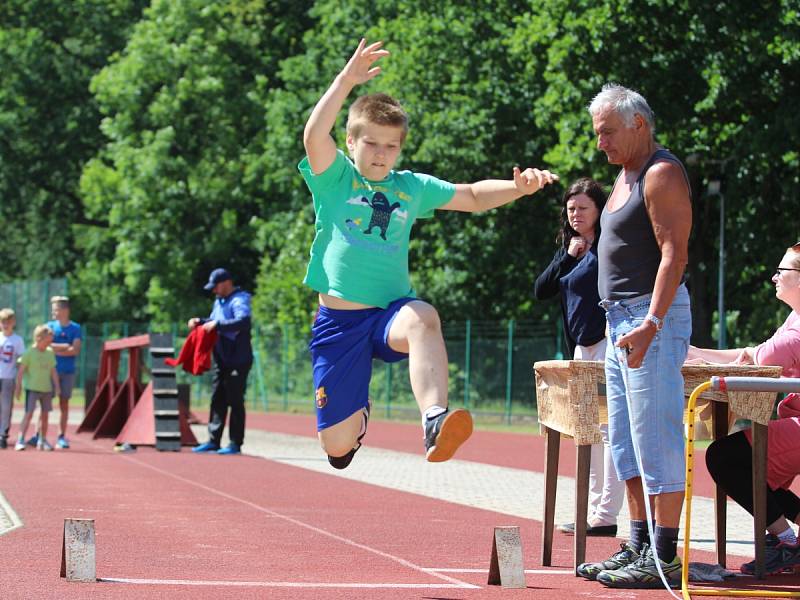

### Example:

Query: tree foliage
xmin=0 ymin=0 xmax=797 ymax=347
xmin=77 ymin=0 xmax=311 ymax=325
xmin=0 ymin=0 xmax=147 ymax=285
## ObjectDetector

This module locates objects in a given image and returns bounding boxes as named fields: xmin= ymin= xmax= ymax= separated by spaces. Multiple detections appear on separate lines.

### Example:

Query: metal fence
xmin=70 ymin=319 xmax=562 ymax=425
xmin=0 ymin=278 xmax=69 ymax=341
xmin=0 ymin=278 xmax=563 ymax=424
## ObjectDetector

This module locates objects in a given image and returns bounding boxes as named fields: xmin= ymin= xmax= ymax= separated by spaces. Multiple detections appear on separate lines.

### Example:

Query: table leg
xmin=541 ymin=426 xmax=560 ymax=567
xmin=752 ymin=422 xmax=768 ymax=580
xmin=711 ymin=400 xmax=728 ymax=567
xmin=574 ymin=444 xmax=591 ymax=573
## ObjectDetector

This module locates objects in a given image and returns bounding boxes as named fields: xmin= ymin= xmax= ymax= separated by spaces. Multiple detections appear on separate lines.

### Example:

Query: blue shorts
xmin=601 ymin=284 xmax=692 ymax=495
xmin=309 ymin=297 xmax=414 ymax=431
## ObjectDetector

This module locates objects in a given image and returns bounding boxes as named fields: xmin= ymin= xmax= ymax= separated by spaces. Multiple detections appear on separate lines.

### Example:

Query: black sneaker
xmin=328 ymin=403 xmax=371 ymax=470
xmin=741 ymin=536 xmax=800 ymax=576
xmin=424 ymin=408 xmax=473 ymax=462
xmin=577 ymin=541 xmax=640 ymax=580
xmin=596 ymin=543 xmax=681 ymax=589
xmin=0 ymin=436 xmax=6 ymax=449
xmin=558 ymin=521 xmax=618 ymax=537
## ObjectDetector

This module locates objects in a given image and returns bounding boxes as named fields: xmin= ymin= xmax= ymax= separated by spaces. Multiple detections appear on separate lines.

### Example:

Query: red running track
xmin=1 ymin=412 xmax=799 ymax=600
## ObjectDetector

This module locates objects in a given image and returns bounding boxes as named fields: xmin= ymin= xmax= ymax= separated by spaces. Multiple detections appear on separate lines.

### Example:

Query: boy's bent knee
xmin=401 ymin=301 xmax=441 ymax=334
xmin=318 ymin=414 xmax=361 ymax=457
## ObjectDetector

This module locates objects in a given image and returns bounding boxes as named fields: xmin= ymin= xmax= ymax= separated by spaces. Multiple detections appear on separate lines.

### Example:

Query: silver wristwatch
xmin=645 ymin=313 xmax=663 ymax=331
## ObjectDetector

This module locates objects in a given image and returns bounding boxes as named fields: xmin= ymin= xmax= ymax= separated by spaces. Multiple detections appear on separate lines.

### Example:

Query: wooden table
xmin=534 ymin=360 xmax=782 ymax=577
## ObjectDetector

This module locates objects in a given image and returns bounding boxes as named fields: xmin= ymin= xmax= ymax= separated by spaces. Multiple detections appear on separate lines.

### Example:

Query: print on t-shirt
xmin=343 ymin=186 xmax=409 ymax=255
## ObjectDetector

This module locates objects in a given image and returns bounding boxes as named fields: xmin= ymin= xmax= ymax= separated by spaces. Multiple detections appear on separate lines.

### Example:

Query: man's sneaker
xmin=57 ymin=435 xmax=70 ymax=449
xmin=0 ymin=437 xmax=7 ymax=449
xmin=741 ymin=536 xmax=800 ymax=576
xmin=14 ymin=439 xmax=25 ymax=451
xmin=217 ymin=443 xmax=241 ymax=455
xmin=424 ymin=408 xmax=473 ymax=462
xmin=740 ymin=534 xmax=779 ymax=575
xmin=577 ymin=541 xmax=641 ymax=580
xmin=36 ymin=439 xmax=54 ymax=452
xmin=596 ymin=543 xmax=681 ymax=589
xmin=328 ymin=403 xmax=371 ymax=470
xmin=25 ymin=433 xmax=38 ymax=447
xmin=192 ymin=441 xmax=220 ymax=453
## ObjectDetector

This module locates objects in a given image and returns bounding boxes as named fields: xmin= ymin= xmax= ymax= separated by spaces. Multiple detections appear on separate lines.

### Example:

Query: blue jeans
xmin=601 ymin=285 xmax=691 ymax=495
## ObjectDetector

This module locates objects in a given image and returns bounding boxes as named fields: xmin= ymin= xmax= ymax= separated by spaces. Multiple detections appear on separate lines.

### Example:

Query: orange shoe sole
xmin=426 ymin=409 xmax=473 ymax=462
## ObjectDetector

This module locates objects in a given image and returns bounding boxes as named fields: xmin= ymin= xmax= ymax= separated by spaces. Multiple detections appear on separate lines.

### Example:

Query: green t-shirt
xmin=19 ymin=346 xmax=56 ymax=392
xmin=299 ymin=150 xmax=456 ymax=308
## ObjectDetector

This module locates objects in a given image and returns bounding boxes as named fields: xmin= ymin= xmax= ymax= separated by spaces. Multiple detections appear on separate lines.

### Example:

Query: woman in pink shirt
xmin=688 ymin=242 xmax=800 ymax=575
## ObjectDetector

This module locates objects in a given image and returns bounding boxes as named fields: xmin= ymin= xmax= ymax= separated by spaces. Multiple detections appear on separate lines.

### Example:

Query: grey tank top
xmin=598 ymin=148 xmax=690 ymax=300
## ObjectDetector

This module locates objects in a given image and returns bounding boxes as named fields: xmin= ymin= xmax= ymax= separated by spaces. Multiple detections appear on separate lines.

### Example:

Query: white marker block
xmin=60 ymin=518 xmax=96 ymax=582
xmin=487 ymin=525 xmax=525 ymax=588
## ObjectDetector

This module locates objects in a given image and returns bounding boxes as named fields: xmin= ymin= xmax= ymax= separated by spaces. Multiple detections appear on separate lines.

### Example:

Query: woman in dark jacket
xmin=534 ymin=178 xmax=624 ymax=536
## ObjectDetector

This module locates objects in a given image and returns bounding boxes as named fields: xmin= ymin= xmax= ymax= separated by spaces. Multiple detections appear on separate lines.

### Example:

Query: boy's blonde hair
xmin=0 ymin=308 xmax=15 ymax=322
xmin=50 ymin=295 xmax=70 ymax=309
xmin=346 ymin=93 xmax=409 ymax=141
xmin=33 ymin=324 xmax=53 ymax=342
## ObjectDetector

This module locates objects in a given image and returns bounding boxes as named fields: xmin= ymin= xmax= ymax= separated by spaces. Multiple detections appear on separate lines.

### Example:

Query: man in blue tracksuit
xmin=189 ymin=268 xmax=253 ymax=455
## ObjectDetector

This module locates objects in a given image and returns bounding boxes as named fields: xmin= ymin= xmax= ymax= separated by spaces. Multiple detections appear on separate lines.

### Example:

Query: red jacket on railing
xmin=165 ymin=328 xmax=218 ymax=375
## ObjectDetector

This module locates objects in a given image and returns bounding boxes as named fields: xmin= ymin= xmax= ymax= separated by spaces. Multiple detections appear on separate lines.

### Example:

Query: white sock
xmin=422 ymin=405 xmax=447 ymax=426
xmin=777 ymin=527 xmax=797 ymax=545
xmin=358 ymin=408 xmax=368 ymax=438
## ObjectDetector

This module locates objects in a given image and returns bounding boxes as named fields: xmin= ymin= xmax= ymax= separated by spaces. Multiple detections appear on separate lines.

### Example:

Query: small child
xmin=300 ymin=39 xmax=557 ymax=468
xmin=14 ymin=325 xmax=60 ymax=451
xmin=0 ymin=309 xmax=25 ymax=449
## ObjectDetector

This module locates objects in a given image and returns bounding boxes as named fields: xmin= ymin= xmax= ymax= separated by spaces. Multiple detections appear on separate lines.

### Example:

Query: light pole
xmin=707 ymin=179 xmax=726 ymax=348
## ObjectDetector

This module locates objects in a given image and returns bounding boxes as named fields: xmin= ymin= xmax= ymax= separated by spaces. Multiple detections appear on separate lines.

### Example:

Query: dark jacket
xmin=201 ymin=288 xmax=253 ymax=368
xmin=534 ymin=244 xmax=606 ymax=357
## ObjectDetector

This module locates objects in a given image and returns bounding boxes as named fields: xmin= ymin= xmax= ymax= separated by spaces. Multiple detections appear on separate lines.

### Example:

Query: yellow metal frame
xmin=682 ymin=381 xmax=800 ymax=598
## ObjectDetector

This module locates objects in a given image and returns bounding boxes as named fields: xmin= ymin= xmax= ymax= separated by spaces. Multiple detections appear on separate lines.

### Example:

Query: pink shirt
xmin=755 ymin=311 xmax=800 ymax=378
xmin=746 ymin=311 xmax=800 ymax=488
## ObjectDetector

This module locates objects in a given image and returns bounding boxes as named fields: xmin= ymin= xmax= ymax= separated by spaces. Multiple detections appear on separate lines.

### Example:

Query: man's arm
xmin=51 ymin=338 xmax=81 ymax=357
xmin=440 ymin=167 xmax=558 ymax=213
xmin=215 ymin=296 xmax=252 ymax=333
xmin=303 ymin=39 xmax=389 ymax=175
xmin=616 ymin=161 xmax=692 ymax=368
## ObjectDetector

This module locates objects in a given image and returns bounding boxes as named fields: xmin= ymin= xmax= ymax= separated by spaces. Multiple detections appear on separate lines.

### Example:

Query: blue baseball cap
xmin=204 ymin=268 xmax=232 ymax=291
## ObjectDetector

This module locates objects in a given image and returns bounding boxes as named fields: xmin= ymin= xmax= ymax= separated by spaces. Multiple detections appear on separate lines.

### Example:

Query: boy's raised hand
xmin=513 ymin=166 xmax=559 ymax=195
xmin=340 ymin=39 xmax=390 ymax=86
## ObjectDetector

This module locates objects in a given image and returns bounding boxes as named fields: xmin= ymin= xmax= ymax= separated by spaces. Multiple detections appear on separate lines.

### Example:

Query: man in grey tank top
xmin=576 ymin=84 xmax=693 ymax=590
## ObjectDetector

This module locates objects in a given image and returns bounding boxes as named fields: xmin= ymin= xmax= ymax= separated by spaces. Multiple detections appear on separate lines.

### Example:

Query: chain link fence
xmin=0 ymin=279 xmax=564 ymax=425
xmin=73 ymin=319 xmax=562 ymax=425
xmin=0 ymin=279 xmax=69 ymax=341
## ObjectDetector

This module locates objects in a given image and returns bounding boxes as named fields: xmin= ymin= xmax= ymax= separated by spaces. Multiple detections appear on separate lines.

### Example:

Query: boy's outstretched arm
xmin=303 ymin=39 xmax=389 ymax=175
xmin=441 ymin=167 xmax=559 ymax=213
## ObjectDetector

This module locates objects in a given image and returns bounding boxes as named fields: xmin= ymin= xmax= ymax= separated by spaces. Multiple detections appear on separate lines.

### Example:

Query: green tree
xmin=252 ymin=0 xmax=565 ymax=331
xmin=0 ymin=0 xmax=147 ymax=289
xmin=79 ymin=0 xmax=311 ymax=325
xmin=510 ymin=0 xmax=800 ymax=346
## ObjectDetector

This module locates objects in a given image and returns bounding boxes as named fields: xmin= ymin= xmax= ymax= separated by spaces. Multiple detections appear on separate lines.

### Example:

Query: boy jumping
xmin=300 ymin=39 xmax=557 ymax=469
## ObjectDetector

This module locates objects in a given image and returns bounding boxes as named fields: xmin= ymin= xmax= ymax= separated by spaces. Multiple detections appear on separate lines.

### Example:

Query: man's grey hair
xmin=589 ymin=83 xmax=655 ymax=132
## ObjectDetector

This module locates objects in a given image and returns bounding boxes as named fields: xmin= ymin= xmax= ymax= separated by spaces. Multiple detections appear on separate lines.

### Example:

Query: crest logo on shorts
xmin=315 ymin=386 xmax=328 ymax=408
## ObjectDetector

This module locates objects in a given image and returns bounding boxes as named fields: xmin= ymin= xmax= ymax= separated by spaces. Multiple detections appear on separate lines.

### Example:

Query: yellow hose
xmin=682 ymin=381 xmax=800 ymax=599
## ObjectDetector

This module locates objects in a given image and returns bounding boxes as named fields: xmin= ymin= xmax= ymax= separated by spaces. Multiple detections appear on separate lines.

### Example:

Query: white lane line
xmin=118 ymin=455 xmax=479 ymax=590
xmin=425 ymin=568 xmax=573 ymax=574
xmin=0 ymin=491 xmax=23 ymax=536
xmin=100 ymin=578 xmax=472 ymax=589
